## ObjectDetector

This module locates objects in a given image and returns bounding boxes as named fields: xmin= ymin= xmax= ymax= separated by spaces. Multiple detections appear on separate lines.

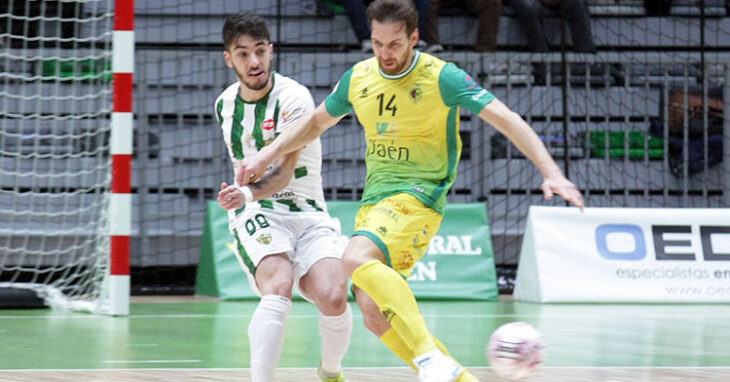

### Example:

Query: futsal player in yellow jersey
xmin=238 ymin=1 xmax=584 ymax=381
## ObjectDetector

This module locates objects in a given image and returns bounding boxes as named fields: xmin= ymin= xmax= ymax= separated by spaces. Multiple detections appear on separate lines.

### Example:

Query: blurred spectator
xmin=340 ymin=0 xmax=373 ymax=51
xmin=340 ymin=0 xmax=431 ymax=52
xmin=423 ymin=0 xmax=502 ymax=53
xmin=504 ymin=0 xmax=595 ymax=53
xmin=644 ymin=0 xmax=672 ymax=16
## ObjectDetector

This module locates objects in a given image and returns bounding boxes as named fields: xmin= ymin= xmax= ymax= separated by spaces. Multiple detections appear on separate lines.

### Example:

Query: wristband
xmin=237 ymin=185 xmax=254 ymax=204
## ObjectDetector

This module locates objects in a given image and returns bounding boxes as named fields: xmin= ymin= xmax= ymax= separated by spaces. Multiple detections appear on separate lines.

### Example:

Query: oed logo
xmin=595 ymin=224 xmax=730 ymax=261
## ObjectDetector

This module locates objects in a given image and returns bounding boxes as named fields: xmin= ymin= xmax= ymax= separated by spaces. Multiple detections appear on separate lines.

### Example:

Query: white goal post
xmin=0 ymin=0 xmax=132 ymax=315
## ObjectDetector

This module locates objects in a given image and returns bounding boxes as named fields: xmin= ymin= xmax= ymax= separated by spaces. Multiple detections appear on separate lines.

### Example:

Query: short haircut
xmin=222 ymin=12 xmax=270 ymax=50
xmin=366 ymin=0 xmax=418 ymax=36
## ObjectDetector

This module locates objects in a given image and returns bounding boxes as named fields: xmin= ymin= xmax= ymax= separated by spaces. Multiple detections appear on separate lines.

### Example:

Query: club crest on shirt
xmin=256 ymin=233 xmax=272 ymax=245
xmin=409 ymin=84 xmax=423 ymax=103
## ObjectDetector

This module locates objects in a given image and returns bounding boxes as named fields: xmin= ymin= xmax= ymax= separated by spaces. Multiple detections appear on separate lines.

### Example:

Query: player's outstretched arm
xmin=237 ymin=102 xmax=343 ymax=187
xmin=218 ymin=149 xmax=302 ymax=210
xmin=479 ymin=99 xmax=585 ymax=210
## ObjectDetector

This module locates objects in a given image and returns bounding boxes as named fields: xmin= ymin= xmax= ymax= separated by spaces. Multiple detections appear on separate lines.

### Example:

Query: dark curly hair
xmin=366 ymin=0 xmax=418 ymax=36
xmin=222 ymin=12 xmax=270 ymax=50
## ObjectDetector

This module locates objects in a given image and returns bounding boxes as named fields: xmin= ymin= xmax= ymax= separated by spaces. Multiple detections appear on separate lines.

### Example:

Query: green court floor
xmin=1 ymin=299 xmax=729 ymax=380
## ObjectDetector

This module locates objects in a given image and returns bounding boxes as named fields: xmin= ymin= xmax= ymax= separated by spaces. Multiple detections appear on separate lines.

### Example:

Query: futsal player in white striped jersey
xmin=214 ymin=13 xmax=352 ymax=382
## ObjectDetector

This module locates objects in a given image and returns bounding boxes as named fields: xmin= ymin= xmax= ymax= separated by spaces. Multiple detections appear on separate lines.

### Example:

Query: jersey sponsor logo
xmin=256 ymin=233 xmax=272 ymax=245
xmin=271 ymin=191 xmax=295 ymax=199
xmin=376 ymin=122 xmax=389 ymax=135
xmin=413 ymin=186 xmax=425 ymax=193
xmin=471 ymin=89 xmax=488 ymax=101
xmin=375 ymin=205 xmax=400 ymax=222
xmin=281 ymin=109 xmax=301 ymax=123
xmin=367 ymin=139 xmax=411 ymax=161
xmin=281 ymin=110 xmax=293 ymax=122
xmin=261 ymin=119 xmax=276 ymax=130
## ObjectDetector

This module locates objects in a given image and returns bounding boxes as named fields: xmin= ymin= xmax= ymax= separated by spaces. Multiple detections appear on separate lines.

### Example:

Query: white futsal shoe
xmin=413 ymin=349 xmax=464 ymax=382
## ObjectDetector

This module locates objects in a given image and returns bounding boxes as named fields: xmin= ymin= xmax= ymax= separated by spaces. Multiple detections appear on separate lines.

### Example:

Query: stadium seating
xmin=4 ymin=0 xmax=727 ymax=271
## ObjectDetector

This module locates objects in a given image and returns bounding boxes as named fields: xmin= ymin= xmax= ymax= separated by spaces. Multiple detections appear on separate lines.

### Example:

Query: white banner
xmin=514 ymin=206 xmax=730 ymax=302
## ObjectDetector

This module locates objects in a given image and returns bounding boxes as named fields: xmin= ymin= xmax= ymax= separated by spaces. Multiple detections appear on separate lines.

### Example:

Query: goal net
xmin=0 ymin=0 xmax=115 ymax=312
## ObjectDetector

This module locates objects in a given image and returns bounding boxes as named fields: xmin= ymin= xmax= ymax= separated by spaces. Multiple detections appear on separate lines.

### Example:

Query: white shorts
xmin=228 ymin=206 xmax=346 ymax=300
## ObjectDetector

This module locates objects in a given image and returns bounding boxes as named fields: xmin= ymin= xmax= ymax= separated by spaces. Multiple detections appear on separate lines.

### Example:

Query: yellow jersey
xmin=325 ymin=51 xmax=495 ymax=213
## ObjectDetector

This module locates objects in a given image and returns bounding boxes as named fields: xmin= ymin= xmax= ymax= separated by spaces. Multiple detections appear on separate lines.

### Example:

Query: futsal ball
xmin=487 ymin=322 xmax=544 ymax=381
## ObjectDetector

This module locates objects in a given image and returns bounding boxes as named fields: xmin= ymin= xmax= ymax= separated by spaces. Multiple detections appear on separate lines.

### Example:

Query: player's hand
xmin=217 ymin=182 xmax=245 ymax=210
xmin=541 ymin=174 xmax=584 ymax=211
xmin=236 ymin=149 xmax=274 ymax=186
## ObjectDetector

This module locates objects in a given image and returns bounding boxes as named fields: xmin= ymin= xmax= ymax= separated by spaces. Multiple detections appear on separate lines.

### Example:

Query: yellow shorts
xmin=353 ymin=193 xmax=443 ymax=277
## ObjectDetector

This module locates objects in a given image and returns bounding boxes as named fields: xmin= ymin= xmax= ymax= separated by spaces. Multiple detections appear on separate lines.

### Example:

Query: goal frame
xmin=107 ymin=0 xmax=134 ymax=316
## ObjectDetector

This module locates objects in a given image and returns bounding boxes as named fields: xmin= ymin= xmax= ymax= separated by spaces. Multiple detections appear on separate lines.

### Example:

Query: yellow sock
xmin=379 ymin=328 xmax=477 ymax=381
xmin=352 ymin=261 xmax=435 ymax=355
xmin=379 ymin=327 xmax=453 ymax=369
xmin=455 ymin=370 xmax=479 ymax=382
xmin=379 ymin=327 xmax=415 ymax=368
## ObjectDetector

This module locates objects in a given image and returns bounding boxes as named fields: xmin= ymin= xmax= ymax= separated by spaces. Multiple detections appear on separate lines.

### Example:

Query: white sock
xmin=248 ymin=295 xmax=292 ymax=382
xmin=318 ymin=303 xmax=353 ymax=376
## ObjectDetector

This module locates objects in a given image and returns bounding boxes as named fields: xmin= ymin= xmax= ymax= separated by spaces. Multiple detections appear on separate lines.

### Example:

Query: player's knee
xmin=341 ymin=253 xmax=363 ymax=276
xmin=343 ymin=236 xmax=386 ymax=276
xmin=342 ymin=250 xmax=379 ymax=276
xmin=259 ymin=275 xmax=293 ymax=297
xmin=317 ymin=287 xmax=348 ymax=315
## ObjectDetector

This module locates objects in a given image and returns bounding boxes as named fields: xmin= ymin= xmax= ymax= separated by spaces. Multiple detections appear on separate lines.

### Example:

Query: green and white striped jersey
xmin=214 ymin=72 xmax=327 ymax=213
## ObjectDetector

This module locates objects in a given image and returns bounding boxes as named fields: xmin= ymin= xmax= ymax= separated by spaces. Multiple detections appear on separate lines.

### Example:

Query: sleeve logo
xmin=465 ymin=74 xmax=479 ymax=91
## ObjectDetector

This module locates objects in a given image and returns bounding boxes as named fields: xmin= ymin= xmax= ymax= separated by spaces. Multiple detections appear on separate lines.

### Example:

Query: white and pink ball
xmin=487 ymin=322 xmax=545 ymax=381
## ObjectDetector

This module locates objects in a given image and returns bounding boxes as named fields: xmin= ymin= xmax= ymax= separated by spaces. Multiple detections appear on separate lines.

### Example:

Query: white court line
xmin=102 ymin=360 xmax=202 ymax=364
xmin=2 ymin=366 xmax=730 ymax=372
xmin=3 ymin=312 xmax=730 ymax=320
